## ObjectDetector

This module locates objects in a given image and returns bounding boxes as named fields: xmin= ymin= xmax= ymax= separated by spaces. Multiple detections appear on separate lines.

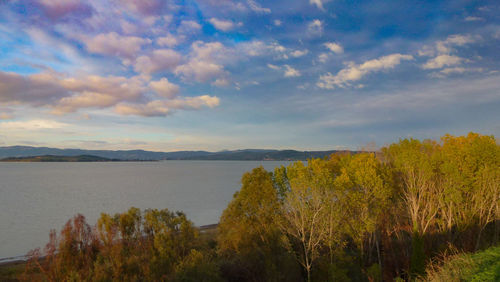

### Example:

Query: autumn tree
xmin=217 ymin=166 xmax=298 ymax=281
xmin=383 ymin=139 xmax=441 ymax=277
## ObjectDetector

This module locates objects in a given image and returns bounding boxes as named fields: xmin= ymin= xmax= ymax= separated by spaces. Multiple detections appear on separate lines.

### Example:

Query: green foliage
xmin=20 ymin=132 xmax=499 ymax=282
xmin=423 ymin=245 xmax=500 ymax=282
xmin=217 ymin=166 xmax=300 ymax=281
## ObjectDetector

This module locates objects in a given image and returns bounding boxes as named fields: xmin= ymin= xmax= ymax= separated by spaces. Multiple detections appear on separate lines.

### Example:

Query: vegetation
xmin=9 ymin=132 xmax=499 ymax=281
xmin=422 ymin=245 xmax=500 ymax=281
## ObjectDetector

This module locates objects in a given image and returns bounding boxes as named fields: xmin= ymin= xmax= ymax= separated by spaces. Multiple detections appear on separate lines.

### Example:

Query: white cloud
xmin=212 ymin=78 xmax=230 ymax=87
xmin=156 ymin=33 xmax=180 ymax=47
xmin=465 ymin=16 xmax=484 ymax=22
xmin=430 ymin=67 xmax=484 ymax=78
xmin=436 ymin=34 xmax=476 ymax=54
xmin=238 ymin=40 xmax=268 ymax=56
xmin=120 ymin=20 xmax=139 ymax=34
xmin=317 ymin=53 xmax=413 ymax=89
xmin=85 ymin=32 xmax=152 ymax=59
xmin=115 ymin=95 xmax=220 ymax=117
xmin=53 ymin=75 xmax=147 ymax=114
xmin=209 ymin=18 xmax=241 ymax=31
xmin=177 ymin=20 xmax=202 ymax=34
xmin=422 ymin=54 xmax=464 ymax=69
xmin=247 ymin=0 xmax=271 ymax=13
xmin=175 ymin=41 xmax=228 ymax=84
xmin=267 ymin=64 xmax=300 ymax=77
xmin=324 ymin=42 xmax=343 ymax=54
xmin=418 ymin=34 xmax=477 ymax=57
xmin=318 ymin=53 xmax=329 ymax=63
xmin=308 ymin=19 xmax=323 ymax=36
xmin=134 ymin=49 xmax=182 ymax=74
xmin=267 ymin=63 xmax=280 ymax=70
xmin=290 ymin=49 xmax=309 ymax=57
xmin=284 ymin=65 xmax=301 ymax=77
xmin=0 ymin=68 xmax=218 ymax=118
xmin=274 ymin=20 xmax=282 ymax=26
xmin=310 ymin=0 xmax=324 ymax=10
xmin=149 ymin=78 xmax=179 ymax=98
xmin=0 ymin=119 xmax=69 ymax=130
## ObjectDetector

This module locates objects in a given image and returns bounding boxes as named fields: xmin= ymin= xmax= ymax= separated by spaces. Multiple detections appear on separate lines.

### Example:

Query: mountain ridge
xmin=0 ymin=146 xmax=348 ymax=161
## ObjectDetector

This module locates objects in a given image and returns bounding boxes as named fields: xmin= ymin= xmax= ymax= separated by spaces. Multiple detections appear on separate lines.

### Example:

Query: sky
xmin=0 ymin=0 xmax=499 ymax=151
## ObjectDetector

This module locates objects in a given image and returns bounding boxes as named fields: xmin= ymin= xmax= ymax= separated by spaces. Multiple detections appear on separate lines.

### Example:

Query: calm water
xmin=0 ymin=161 xmax=291 ymax=259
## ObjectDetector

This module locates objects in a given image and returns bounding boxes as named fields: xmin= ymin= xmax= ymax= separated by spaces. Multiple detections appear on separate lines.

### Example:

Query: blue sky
xmin=0 ymin=0 xmax=499 ymax=151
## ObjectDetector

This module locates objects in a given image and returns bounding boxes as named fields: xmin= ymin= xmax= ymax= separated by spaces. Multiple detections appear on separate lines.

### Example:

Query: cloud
xmin=237 ymin=40 xmax=300 ymax=60
xmin=178 ymin=20 xmax=202 ymax=34
xmin=115 ymin=95 xmax=220 ymax=117
xmin=430 ymin=67 xmax=484 ymax=78
xmin=149 ymin=78 xmax=179 ymax=98
xmin=290 ymin=49 xmax=309 ymax=57
xmin=324 ymin=42 xmax=343 ymax=54
xmin=209 ymin=18 xmax=241 ymax=31
xmin=118 ymin=0 xmax=166 ymax=15
xmin=436 ymin=35 xmax=476 ymax=54
xmin=120 ymin=20 xmax=139 ymax=34
xmin=38 ymin=0 xmax=93 ymax=20
xmin=134 ymin=49 xmax=182 ymax=74
xmin=212 ymin=78 xmax=230 ymax=87
xmin=247 ymin=0 xmax=271 ymax=13
xmin=0 ymin=71 xmax=67 ymax=105
xmin=0 ymin=113 xmax=13 ymax=120
xmin=267 ymin=63 xmax=280 ymax=70
xmin=318 ymin=53 xmax=329 ymax=63
xmin=418 ymin=34 xmax=477 ymax=57
xmin=0 ymin=119 xmax=69 ymax=130
xmin=351 ymin=74 xmax=500 ymax=111
xmin=85 ymin=32 xmax=152 ymax=59
xmin=238 ymin=40 xmax=268 ymax=56
xmin=156 ymin=33 xmax=181 ymax=47
xmin=310 ymin=0 xmax=324 ymax=10
xmin=317 ymin=53 xmax=413 ymax=89
xmin=267 ymin=64 xmax=301 ymax=77
xmin=465 ymin=16 xmax=484 ymax=22
xmin=274 ymin=20 xmax=282 ymax=26
xmin=175 ymin=41 xmax=228 ymax=83
xmin=52 ymin=75 xmax=147 ymax=114
xmin=422 ymin=54 xmax=464 ymax=69
xmin=0 ymin=69 xmax=220 ymax=117
xmin=284 ymin=65 xmax=301 ymax=77
xmin=308 ymin=19 xmax=323 ymax=36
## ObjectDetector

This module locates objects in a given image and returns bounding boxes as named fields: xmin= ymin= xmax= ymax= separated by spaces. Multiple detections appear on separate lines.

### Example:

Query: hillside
xmin=0 ymin=146 xmax=344 ymax=161
xmin=423 ymin=245 xmax=500 ymax=281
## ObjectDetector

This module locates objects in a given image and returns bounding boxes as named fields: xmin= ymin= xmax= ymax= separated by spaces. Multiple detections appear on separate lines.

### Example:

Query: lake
xmin=0 ymin=161 xmax=291 ymax=259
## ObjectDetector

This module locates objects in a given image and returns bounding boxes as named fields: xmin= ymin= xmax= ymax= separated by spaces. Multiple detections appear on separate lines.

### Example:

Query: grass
xmin=423 ymin=245 xmax=500 ymax=282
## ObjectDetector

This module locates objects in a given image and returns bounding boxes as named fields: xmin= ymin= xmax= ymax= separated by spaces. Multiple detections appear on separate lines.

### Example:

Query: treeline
xmin=22 ymin=133 xmax=499 ymax=281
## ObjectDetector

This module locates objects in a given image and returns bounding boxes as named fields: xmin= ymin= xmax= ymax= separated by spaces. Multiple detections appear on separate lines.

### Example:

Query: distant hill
xmin=0 ymin=155 xmax=116 ymax=162
xmin=0 ymin=146 xmax=347 ymax=161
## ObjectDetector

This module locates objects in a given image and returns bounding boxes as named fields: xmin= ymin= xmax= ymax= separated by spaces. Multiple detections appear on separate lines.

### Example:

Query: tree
xmin=278 ymin=160 xmax=332 ymax=282
xmin=217 ymin=166 xmax=295 ymax=281
xmin=383 ymin=139 xmax=441 ymax=276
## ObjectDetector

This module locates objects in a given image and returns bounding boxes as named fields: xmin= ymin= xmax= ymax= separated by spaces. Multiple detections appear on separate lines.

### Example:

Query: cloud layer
xmin=0 ymin=0 xmax=498 ymax=150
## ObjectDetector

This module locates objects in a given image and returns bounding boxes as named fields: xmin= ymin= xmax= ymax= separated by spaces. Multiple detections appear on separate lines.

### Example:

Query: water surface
xmin=0 ymin=161 xmax=290 ymax=258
